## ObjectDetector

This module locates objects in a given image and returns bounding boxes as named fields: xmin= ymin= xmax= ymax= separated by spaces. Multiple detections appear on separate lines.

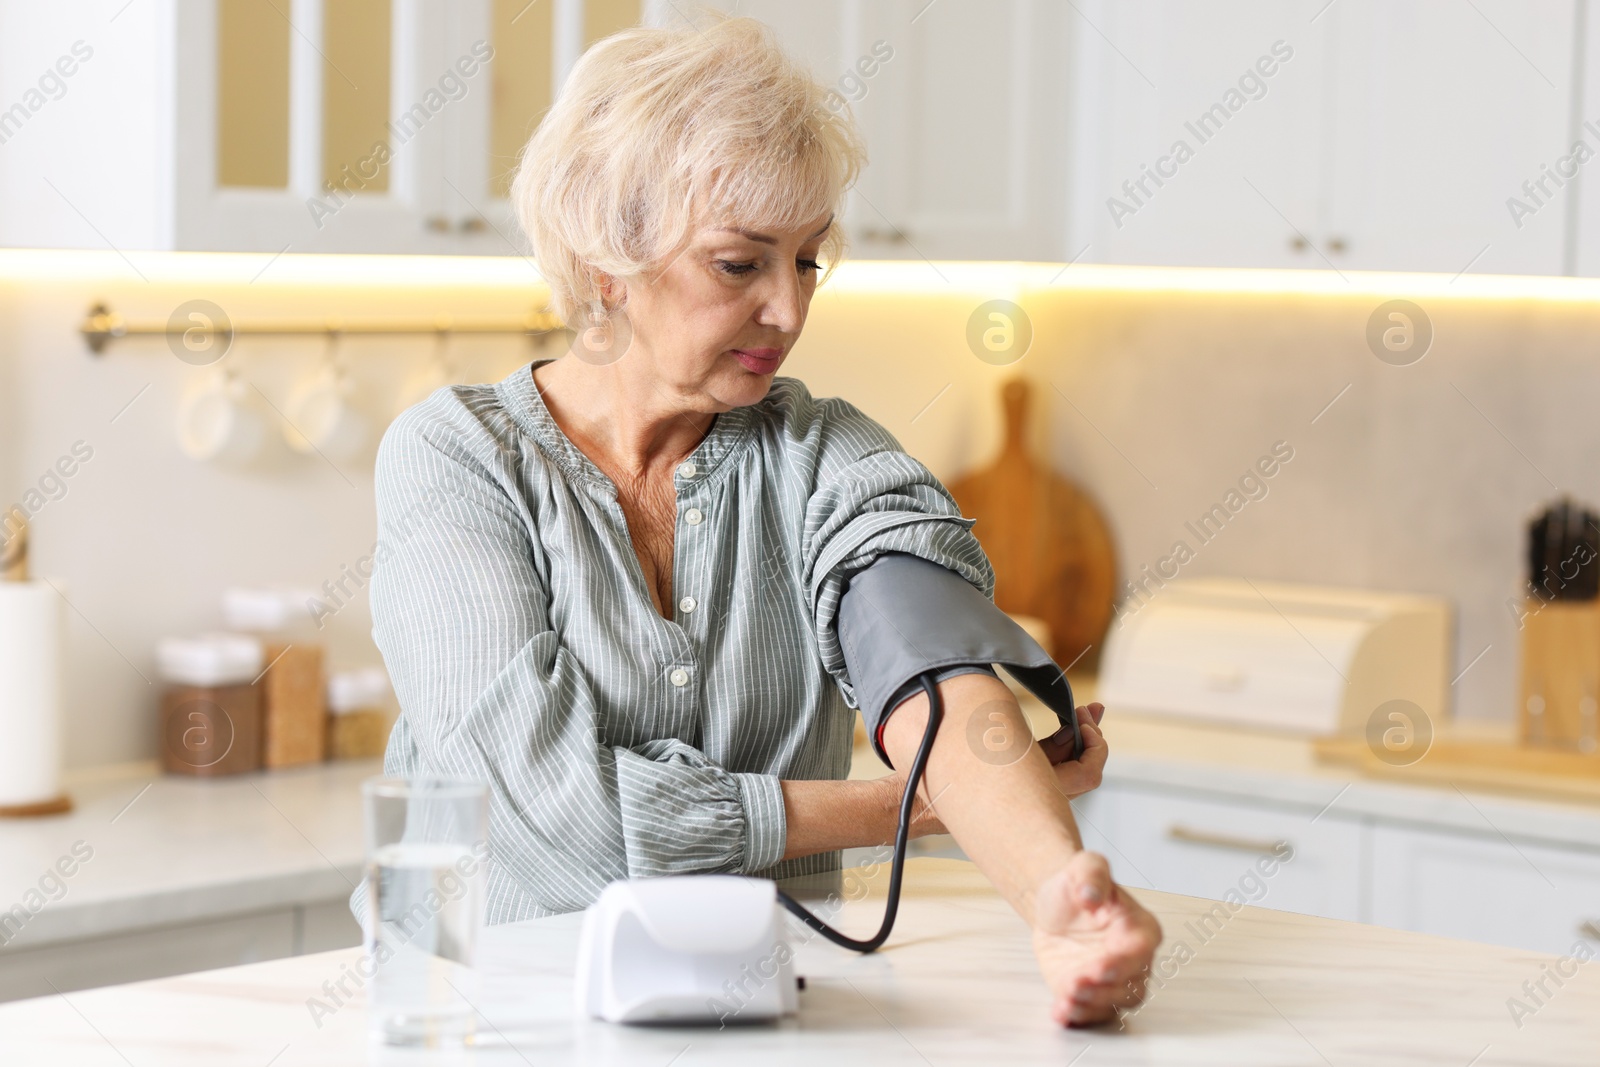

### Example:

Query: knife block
xmin=1517 ymin=598 xmax=1600 ymax=752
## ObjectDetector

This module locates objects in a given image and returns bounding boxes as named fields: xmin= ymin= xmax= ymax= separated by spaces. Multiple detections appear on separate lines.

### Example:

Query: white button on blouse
xmin=678 ymin=462 xmax=698 ymax=479
xmin=684 ymin=507 xmax=704 ymax=526
xmin=669 ymin=667 xmax=690 ymax=687
xmin=679 ymin=596 xmax=697 ymax=613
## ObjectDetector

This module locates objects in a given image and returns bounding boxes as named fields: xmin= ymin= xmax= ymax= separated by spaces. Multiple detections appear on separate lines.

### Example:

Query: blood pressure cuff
xmin=838 ymin=552 xmax=1079 ymax=768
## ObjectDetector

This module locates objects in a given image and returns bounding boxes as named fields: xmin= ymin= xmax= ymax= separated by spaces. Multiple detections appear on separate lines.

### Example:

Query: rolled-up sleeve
xmin=791 ymin=395 xmax=996 ymax=710
xmin=359 ymin=402 xmax=786 ymax=919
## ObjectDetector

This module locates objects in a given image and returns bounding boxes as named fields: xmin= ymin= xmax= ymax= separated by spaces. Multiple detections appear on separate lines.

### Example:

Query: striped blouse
xmin=354 ymin=359 xmax=994 ymax=924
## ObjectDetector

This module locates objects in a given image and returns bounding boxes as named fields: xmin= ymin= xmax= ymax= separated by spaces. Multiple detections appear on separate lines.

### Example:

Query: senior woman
xmin=362 ymin=15 xmax=1158 ymax=1027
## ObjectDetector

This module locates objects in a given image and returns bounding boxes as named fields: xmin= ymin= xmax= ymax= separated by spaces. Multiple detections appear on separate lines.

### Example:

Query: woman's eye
xmin=714 ymin=258 xmax=823 ymax=277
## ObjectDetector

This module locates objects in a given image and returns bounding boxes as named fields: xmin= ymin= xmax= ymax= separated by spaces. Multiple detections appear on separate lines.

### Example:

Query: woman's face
xmin=614 ymin=210 xmax=833 ymax=413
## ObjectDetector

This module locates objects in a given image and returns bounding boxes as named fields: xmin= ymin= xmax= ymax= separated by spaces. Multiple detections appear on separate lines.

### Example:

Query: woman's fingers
xmin=1056 ymin=895 xmax=1162 ymax=1026
xmin=1041 ymin=704 xmax=1107 ymax=765
xmin=1033 ymin=863 xmax=1164 ymax=1028
xmin=1065 ymin=849 xmax=1114 ymax=914
xmin=1039 ymin=728 xmax=1073 ymax=764
xmin=1063 ymin=943 xmax=1156 ymax=1024
xmin=1049 ymin=719 xmax=1107 ymax=798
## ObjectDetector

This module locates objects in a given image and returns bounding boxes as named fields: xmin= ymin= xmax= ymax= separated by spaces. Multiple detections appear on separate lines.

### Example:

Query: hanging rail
xmin=80 ymin=302 xmax=566 ymax=355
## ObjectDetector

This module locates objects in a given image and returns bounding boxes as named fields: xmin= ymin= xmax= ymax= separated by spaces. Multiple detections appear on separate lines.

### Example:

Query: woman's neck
xmin=533 ymin=355 xmax=714 ymax=480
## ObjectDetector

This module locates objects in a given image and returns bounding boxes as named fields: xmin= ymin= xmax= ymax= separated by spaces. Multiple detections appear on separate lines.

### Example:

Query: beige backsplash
xmin=3 ymin=253 xmax=1597 ymax=766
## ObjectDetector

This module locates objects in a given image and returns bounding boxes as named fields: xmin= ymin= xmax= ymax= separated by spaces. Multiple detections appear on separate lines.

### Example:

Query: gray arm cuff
xmin=838 ymin=553 xmax=1079 ymax=768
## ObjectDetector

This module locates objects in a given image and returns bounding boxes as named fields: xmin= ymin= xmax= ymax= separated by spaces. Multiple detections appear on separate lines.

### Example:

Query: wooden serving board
xmin=947 ymin=379 xmax=1117 ymax=668
xmin=1313 ymin=735 xmax=1600 ymax=804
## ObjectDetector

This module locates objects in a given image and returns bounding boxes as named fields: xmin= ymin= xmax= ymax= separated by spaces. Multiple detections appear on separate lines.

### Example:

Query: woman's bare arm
xmin=880 ymin=671 xmax=1161 ymax=1027
xmin=777 ymin=777 xmax=905 ymax=860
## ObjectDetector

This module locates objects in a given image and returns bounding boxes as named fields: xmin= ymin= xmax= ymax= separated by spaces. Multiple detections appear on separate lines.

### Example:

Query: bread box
xmin=1098 ymin=579 xmax=1451 ymax=735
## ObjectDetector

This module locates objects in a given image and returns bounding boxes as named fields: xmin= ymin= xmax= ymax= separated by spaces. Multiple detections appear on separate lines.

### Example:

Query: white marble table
xmin=1 ymin=858 xmax=1595 ymax=1066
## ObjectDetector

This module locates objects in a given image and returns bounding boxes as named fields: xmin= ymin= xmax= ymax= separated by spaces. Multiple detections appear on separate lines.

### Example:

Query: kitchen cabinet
xmin=1370 ymin=824 xmax=1600 ymax=956
xmin=1079 ymin=776 xmax=1600 ymax=955
xmin=1318 ymin=0 xmax=1579 ymax=276
xmin=1064 ymin=0 xmax=1324 ymax=271
xmin=725 ymin=0 xmax=1073 ymax=262
xmin=0 ymin=0 xmax=643 ymax=255
xmin=2 ymin=0 xmax=1589 ymax=270
xmin=1090 ymin=782 xmax=1366 ymax=923
xmin=0 ymin=900 xmax=359 ymax=1002
xmin=1067 ymin=0 xmax=1580 ymax=276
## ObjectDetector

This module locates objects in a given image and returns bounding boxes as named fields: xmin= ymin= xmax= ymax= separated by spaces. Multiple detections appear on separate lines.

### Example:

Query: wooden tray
xmin=1313 ymin=735 xmax=1600 ymax=804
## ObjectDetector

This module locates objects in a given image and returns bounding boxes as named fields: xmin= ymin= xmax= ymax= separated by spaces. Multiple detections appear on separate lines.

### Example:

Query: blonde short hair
xmin=510 ymin=12 xmax=867 ymax=325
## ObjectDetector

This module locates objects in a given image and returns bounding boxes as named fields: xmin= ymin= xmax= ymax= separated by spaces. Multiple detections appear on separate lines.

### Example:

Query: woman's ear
xmin=584 ymin=268 xmax=618 ymax=310
xmin=597 ymin=274 xmax=635 ymax=317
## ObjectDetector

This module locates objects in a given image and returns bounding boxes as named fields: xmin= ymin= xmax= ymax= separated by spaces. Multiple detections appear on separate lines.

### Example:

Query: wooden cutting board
xmin=947 ymin=379 xmax=1117 ymax=669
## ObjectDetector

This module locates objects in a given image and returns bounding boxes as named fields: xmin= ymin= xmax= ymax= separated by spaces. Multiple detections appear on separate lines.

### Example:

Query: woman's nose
xmin=754 ymin=270 xmax=806 ymax=333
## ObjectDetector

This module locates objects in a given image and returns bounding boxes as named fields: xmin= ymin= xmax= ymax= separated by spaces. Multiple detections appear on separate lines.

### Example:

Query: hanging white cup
xmin=177 ymin=372 xmax=266 ymax=464
xmin=284 ymin=366 xmax=368 ymax=461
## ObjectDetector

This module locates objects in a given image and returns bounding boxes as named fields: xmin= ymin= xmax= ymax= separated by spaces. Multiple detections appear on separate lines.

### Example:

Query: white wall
xmin=1 ymin=254 xmax=546 ymax=767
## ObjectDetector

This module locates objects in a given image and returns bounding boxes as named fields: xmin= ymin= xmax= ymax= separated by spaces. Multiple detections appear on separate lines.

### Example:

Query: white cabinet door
xmin=1320 ymin=0 xmax=1578 ymax=276
xmin=843 ymin=0 xmax=1070 ymax=262
xmin=1069 ymin=0 xmax=1580 ymax=275
xmin=173 ymin=0 xmax=457 ymax=254
xmin=1099 ymin=784 xmax=1366 ymax=922
xmin=0 ymin=908 xmax=297 ymax=1003
xmin=1572 ymin=4 xmax=1600 ymax=276
xmin=1371 ymin=824 xmax=1600 ymax=955
xmin=700 ymin=0 xmax=1072 ymax=262
xmin=1069 ymin=788 xmax=1117 ymax=859
xmin=0 ymin=0 xmax=178 ymax=251
xmin=1067 ymin=0 xmax=1327 ymax=270
xmin=298 ymin=898 xmax=364 ymax=954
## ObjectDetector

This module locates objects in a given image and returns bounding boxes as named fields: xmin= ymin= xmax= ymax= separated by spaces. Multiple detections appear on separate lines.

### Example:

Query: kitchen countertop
xmin=0 ymin=759 xmax=376 ymax=951
xmin=1 ymin=857 xmax=1595 ymax=1066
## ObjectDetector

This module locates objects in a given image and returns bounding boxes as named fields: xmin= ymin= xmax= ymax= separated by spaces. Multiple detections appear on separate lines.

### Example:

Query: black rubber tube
xmin=776 ymin=671 xmax=944 ymax=953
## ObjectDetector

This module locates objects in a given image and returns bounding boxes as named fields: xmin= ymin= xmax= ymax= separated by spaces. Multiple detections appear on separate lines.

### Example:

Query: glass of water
xmin=362 ymin=776 xmax=489 ymax=1046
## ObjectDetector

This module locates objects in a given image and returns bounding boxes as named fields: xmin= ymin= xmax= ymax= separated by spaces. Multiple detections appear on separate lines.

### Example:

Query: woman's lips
xmin=732 ymin=348 xmax=784 ymax=374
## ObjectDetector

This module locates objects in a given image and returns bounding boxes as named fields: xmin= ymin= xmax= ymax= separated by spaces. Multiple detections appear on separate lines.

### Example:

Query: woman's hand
xmin=1038 ymin=703 xmax=1107 ymax=800
xmin=1031 ymin=851 xmax=1162 ymax=1027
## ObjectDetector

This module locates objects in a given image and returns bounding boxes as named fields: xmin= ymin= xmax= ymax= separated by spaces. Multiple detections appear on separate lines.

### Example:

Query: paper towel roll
xmin=0 ymin=582 xmax=63 ymax=809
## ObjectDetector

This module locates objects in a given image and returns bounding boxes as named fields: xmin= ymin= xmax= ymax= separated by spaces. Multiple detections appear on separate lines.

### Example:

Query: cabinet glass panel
xmin=322 ymin=0 xmax=393 ymax=195
xmin=217 ymin=0 xmax=290 ymax=189
xmin=585 ymin=0 xmax=642 ymax=47
xmin=488 ymin=0 xmax=641 ymax=200
xmin=490 ymin=0 xmax=555 ymax=199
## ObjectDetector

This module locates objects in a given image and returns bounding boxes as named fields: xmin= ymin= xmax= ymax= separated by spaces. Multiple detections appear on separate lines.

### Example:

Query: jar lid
xmin=222 ymin=587 xmax=322 ymax=633
xmin=158 ymin=633 xmax=264 ymax=686
xmin=328 ymin=665 xmax=392 ymax=714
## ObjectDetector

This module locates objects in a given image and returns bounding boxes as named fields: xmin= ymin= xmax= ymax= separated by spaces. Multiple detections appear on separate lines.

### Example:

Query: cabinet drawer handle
xmin=1166 ymin=825 xmax=1288 ymax=856
xmin=1579 ymin=920 xmax=1600 ymax=941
